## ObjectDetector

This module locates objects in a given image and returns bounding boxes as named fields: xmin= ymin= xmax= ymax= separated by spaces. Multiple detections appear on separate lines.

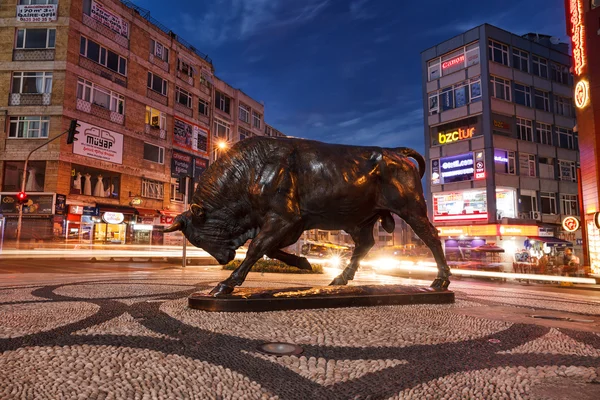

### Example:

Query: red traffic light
xmin=16 ymin=191 xmax=28 ymax=203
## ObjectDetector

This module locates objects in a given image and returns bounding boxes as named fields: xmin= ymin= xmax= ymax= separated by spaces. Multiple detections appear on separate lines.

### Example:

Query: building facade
xmin=0 ymin=0 xmax=283 ymax=246
xmin=563 ymin=0 xmax=600 ymax=275
xmin=421 ymin=24 xmax=580 ymax=271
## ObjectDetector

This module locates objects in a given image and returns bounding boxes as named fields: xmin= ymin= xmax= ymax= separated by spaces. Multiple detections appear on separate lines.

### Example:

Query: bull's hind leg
xmin=330 ymin=219 xmax=377 ymax=286
xmin=267 ymin=249 xmax=312 ymax=271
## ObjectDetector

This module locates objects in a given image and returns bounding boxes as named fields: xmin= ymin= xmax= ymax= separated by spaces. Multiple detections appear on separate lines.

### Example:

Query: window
xmin=16 ymin=28 xmax=55 ymax=49
xmin=70 ymin=164 xmax=119 ymax=199
xmin=77 ymin=78 xmax=124 ymax=114
xmin=490 ymin=76 xmax=511 ymax=101
xmin=561 ymin=194 xmax=579 ymax=216
xmin=215 ymin=91 xmax=230 ymax=113
xmin=520 ymin=189 xmax=538 ymax=214
xmin=252 ymin=111 xmax=262 ymax=129
xmin=18 ymin=0 xmax=58 ymax=4
xmin=538 ymin=157 xmax=555 ymax=179
xmin=494 ymin=149 xmax=516 ymax=175
xmin=2 ymin=160 xmax=46 ymax=192
xmin=147 ymin=72 xmax=167 ymax=96
xmin=143 ymin=143 xmax=164 ymax=164
xmin=141 ymin=179 xmax=164 ymax=199
xmin=198 ymin=99 xmax=209 ymax=117
xmin=80 ymin=36 xmax=127 ymax=76
xmin=540 ymin=192 xmax=557 ymax=214
xmin=519 ymin=153 xmax=536 ymax=177
xmin=532 ymin=55 xmax=548 ymax=78
xmin=558 ymin=160 xmax=576 ymax=181
xmin=427 ymin=42 xmax=479 ymax=81
xmin=170 ymin=179 xmax=184 ymax=203
xmin=517 ymin=118 xmax=533 ymax=141
xmin=150 ymin=39 xmax=169 ymax=62
xmin=175 ymin=86 xmax=192 ymax=108
xmin=9 ymin=116 xmax=50 ymax=138
xmin=145 ymin=106 xmax=166 ymax=129
xmin=557 ymin=127 xmax=576 ymax=149
xmin=534 ymin=89 xmax=550 ymax=112
xmin=214 ymin=119 xmax=231 ymax=140
xmin=536 ymin=122 xmax=552 ymax=145
xmin=550 ymin=63 xmax=569 ymax=85
xmin=488 ymin=40 xmax=509 ymax=65
xmin=512 ymin=48 xmax=529 ymax=72
xmin=554 ymin=96 xmax=573 ymax=118
xmin=239 ymin=103 xmax=250 ymax=123
xmin=239 ymin=127 xmax=251 ymax=141
xmin=514 ymin=83 xmax=531 ymax=107
xmin=12 ymin=71 xmax=52 ymax=94
xmin=177 ymin=58 xmax=193 ymax=77
xmin=428 ymin=78 xmax=481 ymax=115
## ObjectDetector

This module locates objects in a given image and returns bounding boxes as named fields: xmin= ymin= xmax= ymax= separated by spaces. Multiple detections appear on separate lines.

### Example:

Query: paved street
xmin=1 ymin=262 xmax=599 ymax=399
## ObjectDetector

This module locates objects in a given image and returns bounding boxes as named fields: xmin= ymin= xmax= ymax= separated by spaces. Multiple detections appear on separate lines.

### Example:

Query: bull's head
xmin=163 ymin=204 xmax=236 ymax=265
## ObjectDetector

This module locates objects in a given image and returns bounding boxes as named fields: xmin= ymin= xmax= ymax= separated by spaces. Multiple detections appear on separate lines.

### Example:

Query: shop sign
xmin=73 ymin=121 xmax=124 ymax=165
xmin=574 ymin=80 xmax=589 ymax=109
xmin=174 ymin=118 xmax=208 ymax=155
xmin=158 ymin=215 xmax=175 ymax=225
xmin=474 ymin=151 xmax=485 ymax=179
xmin=442 ymin=54 xmax=465 ymax=70
xmin=83 ymin=206 xmax=100 ymax=216
xmin=69 ymin=205 xmax=84 ymax=215
xmin=16 ymin=4 xmax=57 ymax=22
xmin=437 ymin=226 xmax=468 ymax=236
xmin=55 ymin=194 xmax=67 ymax=215
xmin=0 ymin=193 xmax=54 ymax=214
xmin=131 ymin=198 xmax=142 ymax=206
xmin=90 ymin=0 xmax=129 ymax=37
xmin=431 ymin=159 xmax=440 ymax=185
xmin=568 ymin=0 xmax=586 ymax=75
xmin=438 ymin=153 xmax=474 ymax=184
xmin=432 ymin=189 xmax=488 ymax=222
xmin=102 ymin=212 xmax=124 ymax=224
xmin=538 ymin=227 xmax=554 ymax=237
xmin=493 ymin=120 xmax=510 ymax=130
xmin=194 ymin=157 xmax=208 ymax=181
xmin=562 ymin=216 xmax=580 ymax=232
xmin=171 ymin=150 xmax=193 ymax=178
xmin=498 ymin=225 xmax=539 ymax=236
xmin=438 ymin=127 xmax=475 ymax=145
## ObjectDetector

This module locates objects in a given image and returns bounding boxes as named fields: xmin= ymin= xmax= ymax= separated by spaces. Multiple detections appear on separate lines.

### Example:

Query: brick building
xmin=0 ymin=0 xmax=284 ymax=246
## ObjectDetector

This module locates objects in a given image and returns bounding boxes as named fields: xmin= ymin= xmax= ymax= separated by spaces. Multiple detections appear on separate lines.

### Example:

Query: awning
xmin=136 ymin=208 xmax=159 ymax=217
xmin=160 ymin=210 xmax=181 ymax=217
xmin=527 ymin=236 xmax=573 ymax=247
xmin=97 ymin=203 xmax=138 ymax=215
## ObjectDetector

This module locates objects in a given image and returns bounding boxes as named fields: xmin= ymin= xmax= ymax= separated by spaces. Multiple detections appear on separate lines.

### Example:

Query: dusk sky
xmin=135 ymin=0 xmax=568 ymax=154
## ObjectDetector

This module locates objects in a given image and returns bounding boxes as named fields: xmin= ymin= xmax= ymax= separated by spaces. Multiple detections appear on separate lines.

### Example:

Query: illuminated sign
xmin=568 ymin=0 xmax=586 ymax=75
xmin=574 ymin=80 xmax=589 ymax=109
xmin=595 ymin=212 xmax=600 ymax=229
xmin=562 ymin=216 xmax=580 ymax=232
xmin=438 ymin=127 xmax=475 ymax=145
xmin=494 ymin=155 xmax=508 ymax=163
xmin=432 ymin=189 xmax=488 ymax=222
xmin=438 ymin=226 xmax=468 ymax=236
xmin=437 ymin=224 xmax=539 ymax=237
xmin=103 ymin=212 xmax=125 ymax=224
xmin=439 ymin=153 xmax=474 ymax=184
xmin=474 ymin=151 xmax=485 ymax=180
xmin=493 ymin=120 xmax=511 ymax=130
xmin=442 ymin=54 xmax=465 ymax=69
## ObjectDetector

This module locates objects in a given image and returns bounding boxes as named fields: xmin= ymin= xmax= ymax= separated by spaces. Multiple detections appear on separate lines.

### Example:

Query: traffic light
xmin=66 ymin=119 xmax=80 ymax=145
xmin=16 ymin=191 xmax=28 ymax=204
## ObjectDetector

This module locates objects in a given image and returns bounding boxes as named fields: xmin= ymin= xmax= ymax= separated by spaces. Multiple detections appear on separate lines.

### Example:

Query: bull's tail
xmin=394 ymin=147 xmax=426 ymax=178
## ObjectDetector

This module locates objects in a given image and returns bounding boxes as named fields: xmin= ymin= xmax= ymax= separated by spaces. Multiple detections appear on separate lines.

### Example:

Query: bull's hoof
xmin=297 ymin=257 xmax=313 ymax=271
xmin=209 ymin=283 xmax=235 ymax=297
xmin=329 ymin=275 xmax=348 ymax=286
xmin=430 ymin=278 xmax=451 ymax=290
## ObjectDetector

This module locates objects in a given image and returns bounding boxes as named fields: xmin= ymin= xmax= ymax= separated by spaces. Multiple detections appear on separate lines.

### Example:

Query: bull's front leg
xmin=330 ymin=222 xmax=376 ymax=286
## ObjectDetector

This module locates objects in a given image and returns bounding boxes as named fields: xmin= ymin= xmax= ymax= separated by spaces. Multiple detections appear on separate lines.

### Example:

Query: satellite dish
xmin=550 ymin=36 xmax=560 ymax=44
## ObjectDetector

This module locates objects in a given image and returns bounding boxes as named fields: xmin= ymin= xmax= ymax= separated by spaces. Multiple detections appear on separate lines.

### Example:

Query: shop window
xmin=494 ymin=149 xmax=515 ymax=175
xmin=532 ymin=55 xmax=548 ymax=78
xmin=536 ymin=122 xmax=552 ymax=145
xmin=514 ymin=83 xmax=531 ymax=107
xmin=215 ymin=91 xmax=230 ymax=113
xmin=512 ymin=48 xmax=528 ymax=72
xmin=2 ymin=160 xmax=46 ymax=192
xmin=534 ymin=89 xmax=550 ymax=112
xmin=9 ymin=116 xmax=50 ymax=138
xmin=561 ymin=194 xmax=579 ymax=215
xmin=143 ymin=143 xmax=164 ymax=164
xmin=70 ymin=164 xmax=120 ymax=199
xmin=538 ymin=157 xmax=555 ymax=179
xmin=16 ymin=28 xmax=55 ymax=49
xmin=519 ymin=153 xmax=536 ymax=177
xmin=558 ymin=160 xmax=576 ymax=182
xmin=495 ymin=188 xmax=517 ymax=218
xmin=141 ymin=178 xmax=164 ymax=199
xmin=490 ymin=76 xmax=511 ymax=101
xmin=488 ymin=40 xmax=509 ymax=66
xmin=540 ymin=192 xmax=557 ymax=214
xmin=517 ymin=118 xmax=533 ymax=141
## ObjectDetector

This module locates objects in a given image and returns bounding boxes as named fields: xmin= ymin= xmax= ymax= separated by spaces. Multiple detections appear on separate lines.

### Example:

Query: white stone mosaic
xmin=499 ymin=328 xmax=600 ymax=357
xmin=53 ymin=283 xmax=196 ymax=299
xmin=73 ymin=312 xmax=177 ymax=340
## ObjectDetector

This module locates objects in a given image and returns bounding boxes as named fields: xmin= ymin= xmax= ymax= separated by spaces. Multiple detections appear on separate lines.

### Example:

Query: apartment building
xmin=421 ymin=24 xmax=580 ymax=266
xmin=0 ymin=0 xmax=278 ymax=246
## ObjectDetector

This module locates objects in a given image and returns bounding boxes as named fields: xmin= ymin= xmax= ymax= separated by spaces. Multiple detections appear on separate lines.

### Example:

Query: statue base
xmin=188 ymin=284 xmax=454 ymax=312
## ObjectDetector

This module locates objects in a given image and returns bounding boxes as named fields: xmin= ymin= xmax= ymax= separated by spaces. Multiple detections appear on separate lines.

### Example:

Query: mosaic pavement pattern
xmin=1 ymin=268 xmax=599 ymax=399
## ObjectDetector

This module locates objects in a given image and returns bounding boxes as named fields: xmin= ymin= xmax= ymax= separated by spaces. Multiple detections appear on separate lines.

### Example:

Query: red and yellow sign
xmin=562 ymin=216 xmax=580 ymax=232
xmin=569 ymin=0 xmax=586 ymax=75
xmin=574 ymin=80 xmax=589 ymax=109
xmin=437 ymin=224 xmax=539 ymax=237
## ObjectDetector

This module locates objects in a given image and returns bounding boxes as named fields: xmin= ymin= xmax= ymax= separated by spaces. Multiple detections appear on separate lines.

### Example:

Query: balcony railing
xmin=176 ymin=71 xmax=194 ymax=86
xmin=76 ymin=99 xmax=124 ymax=125
xmin=13 ymin=49 xmax=55 ymax=61
xmin=79 ymin=56 xmax=127 ymax=88
xmin=9 ymin=93 xmax=51 ymax=106
xmin=145 ymin=124 xmax=167 ymax=140
xmin=146 ymin=88 xmax=168 ymax=106
xmin=174 ymin=102 xmax=193 ymax=117
xmin=149 ymin=54 xmax=169 ymax=73
xmin=82 ymin=13 xmax=129 ymax=49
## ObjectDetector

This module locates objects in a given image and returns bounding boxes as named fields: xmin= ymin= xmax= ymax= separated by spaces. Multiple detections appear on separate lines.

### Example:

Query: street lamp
xmin=212 ymin=139 xmax=229 ymax=162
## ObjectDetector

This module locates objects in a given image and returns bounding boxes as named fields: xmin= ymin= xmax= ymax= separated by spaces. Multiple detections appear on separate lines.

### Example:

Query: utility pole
xmin=182 ymin=175 xmax=189 ymax=267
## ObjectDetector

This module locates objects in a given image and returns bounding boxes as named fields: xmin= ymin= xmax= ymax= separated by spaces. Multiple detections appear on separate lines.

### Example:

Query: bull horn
xmin=163 ymin=220 xmax=183 ymax=233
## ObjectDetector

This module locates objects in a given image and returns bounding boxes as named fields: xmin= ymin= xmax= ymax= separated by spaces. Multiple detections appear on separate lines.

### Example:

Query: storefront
xmin=65 ymin=203 xmax=136 ymax=245
xmin=155 ymin=211 xmax=184 ymax=246
xmin=0 ymin=192 xmax=57 ymax=241
xmin=132 ymin=208 xmax=159 ymax=245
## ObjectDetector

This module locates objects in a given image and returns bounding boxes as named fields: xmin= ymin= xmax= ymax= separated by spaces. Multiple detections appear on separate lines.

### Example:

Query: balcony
xmin=174 ymin=102 xmax=193 ymax=118
xmin=76 ymin=99 xmax=124 ymax=125
xmin=9 ymin=93 xmax=51 ymax=106
xmin=79 ymin=56 xmax=127 ymax=88
xmin=176 ymin=71 xmax=194 ymax=87
xmin=145 ymin=124 xmax=167 ymax=140
xmin=13 ymin=49 xmax=55 ymax=61
xmin=82 ymin=13 xmax=129 ymax=49
xmin=149 ymin=54 xmax=169 ymax=73
xmin=146 ymin=88 xmax=168 ymax=106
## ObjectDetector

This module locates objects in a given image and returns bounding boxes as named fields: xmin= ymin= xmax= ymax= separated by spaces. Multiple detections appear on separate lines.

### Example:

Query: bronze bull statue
xmin=165 ymin=137 xmax=451 ymax=296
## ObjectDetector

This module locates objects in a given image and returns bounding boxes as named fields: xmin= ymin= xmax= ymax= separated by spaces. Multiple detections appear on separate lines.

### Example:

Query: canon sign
xmin=442 ymin=54 xmax=465 ymax=69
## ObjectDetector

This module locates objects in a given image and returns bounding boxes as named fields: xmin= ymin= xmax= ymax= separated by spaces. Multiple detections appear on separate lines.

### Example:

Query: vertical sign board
xmin=171 ymin=150 xmax=193 ymax=178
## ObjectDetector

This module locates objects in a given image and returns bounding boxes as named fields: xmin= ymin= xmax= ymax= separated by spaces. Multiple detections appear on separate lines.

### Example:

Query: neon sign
xmin=574 ymin=80 xmax=589 ymax=109
xmin=438 ymin=127 xmax=475 ymax=144
xmin=442 ymin=55 xmax=465 ymax=69
xmin=569 ymin=0 xmax=586 ymax=75
xmin=494 ymin=156 xmax=508 ymax=163
xmin=562 ymin=216 xmax=580 ymax=232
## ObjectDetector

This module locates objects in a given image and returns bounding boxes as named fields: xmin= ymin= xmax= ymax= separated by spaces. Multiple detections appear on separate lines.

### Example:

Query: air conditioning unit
xmin=518 ymin=212 xmax=529 ymax=219
xmin=530 ymin=211 xmax=542 ymax=220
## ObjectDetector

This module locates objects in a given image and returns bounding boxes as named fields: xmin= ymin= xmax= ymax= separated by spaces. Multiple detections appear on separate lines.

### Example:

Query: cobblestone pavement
xmin=1 ymin=265 xmax=599 ymax=399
